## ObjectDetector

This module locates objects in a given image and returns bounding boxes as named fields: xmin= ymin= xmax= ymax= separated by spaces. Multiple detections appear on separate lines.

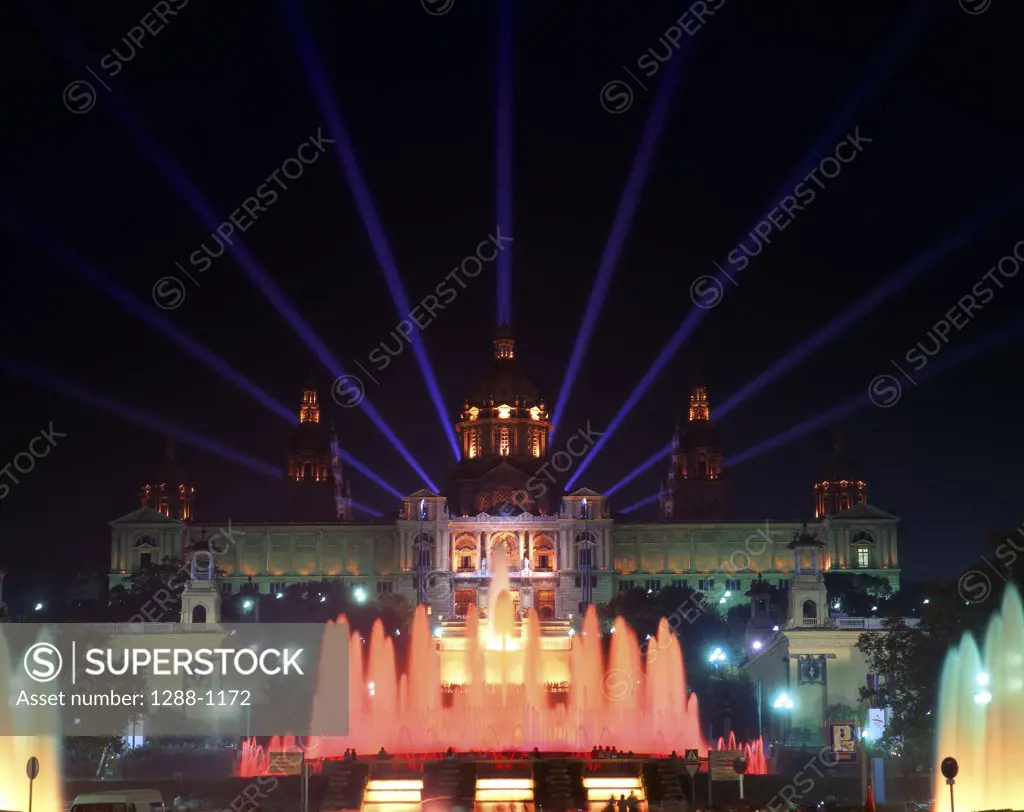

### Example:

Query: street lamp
xmin=772 ymin=692 xmax=794 ymax=710
xmin=353 ymin=587 xmax=367 ymax=604
xmin=709 ymin=647 xmax=728 ymax=669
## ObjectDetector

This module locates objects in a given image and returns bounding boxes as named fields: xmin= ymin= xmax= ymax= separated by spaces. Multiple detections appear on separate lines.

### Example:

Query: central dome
xmin=468 ymin=324 xmax=542 ymax=407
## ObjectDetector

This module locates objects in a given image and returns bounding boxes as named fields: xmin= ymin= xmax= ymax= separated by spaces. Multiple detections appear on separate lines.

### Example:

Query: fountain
xmin=934 ymin=583 xmax=1024 ymax=811
xmin=271 ymin=549 xmax=767 ymax=772
xmin=0 ymin=626 xmax=63 ymax=812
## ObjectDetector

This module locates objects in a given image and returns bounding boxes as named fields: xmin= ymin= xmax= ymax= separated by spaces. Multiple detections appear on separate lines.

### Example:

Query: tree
xmin=856 ymin=618 xmax=944 ymax=768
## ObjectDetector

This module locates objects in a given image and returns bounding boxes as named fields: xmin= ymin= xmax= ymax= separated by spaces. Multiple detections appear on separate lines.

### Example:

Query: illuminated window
xmin=857 ymin=548 xmax=870 ymax=568
xmin=497 ymin=404 xmax=511 ymax=419
xmin=529 ymin=428 xmax=542 ymax=458
xmin=468 ymin=406 xmax=480 ymax=420
xmin=460 ymin=554 xmax=473 ymax=571
xmin=498 ymin=427 xmax=511 ymax=456
xmin=530 ymin=406 xmax=541 ymax=421
xmin=468 ymin=430 xmax=480 ymax=459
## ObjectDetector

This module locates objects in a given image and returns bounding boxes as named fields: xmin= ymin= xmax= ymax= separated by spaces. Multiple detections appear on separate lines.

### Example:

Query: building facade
xmin=109 ymin=328 xmax=902 ymax=618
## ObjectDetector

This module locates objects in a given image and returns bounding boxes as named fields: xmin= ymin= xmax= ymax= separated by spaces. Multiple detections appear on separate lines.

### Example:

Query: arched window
xmin=696 ymin=459 xmax=708 ymax=479
xmin=454 ymin=535 xmax=478 ymax=572
xmin=802 ymin=599 xmax=817 ymax=622
xmin=490 ymin=533 xmax=518 ymax=563
xmin=303 ymin=463 xmax=313 ymax=481
xmin=532 ymin=536 xmax=554 ymax=571
xmin=192 ymin=605 xmax=207 ymax=624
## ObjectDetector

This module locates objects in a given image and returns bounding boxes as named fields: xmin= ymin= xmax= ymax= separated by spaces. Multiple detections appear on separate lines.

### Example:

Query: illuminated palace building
xmin=109 ymin=327 xmax=901 ymax=615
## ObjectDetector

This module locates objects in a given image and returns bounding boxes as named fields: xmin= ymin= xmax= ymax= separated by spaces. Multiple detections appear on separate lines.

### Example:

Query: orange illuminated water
xmin=237 ymin=551 xmax=766 ymax=775
xmin=933 ymin=584 xmax=1024 ymax=811
xmin=0 ymin=629 xmax=63 ymax=812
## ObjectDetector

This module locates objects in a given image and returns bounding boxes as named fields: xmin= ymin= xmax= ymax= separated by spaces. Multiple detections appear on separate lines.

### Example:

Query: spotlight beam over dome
xmin=606 ymin=188 xmax=1021 ymax=497
xmin=619 ymin=317 xmax=1024 ymax=513
xmin=94 ymin=94 xmax=440 ymax=491
xmin=279 ymin=0 xmax=459 ymax=461
xmin=496 ymin=0 xmax=514 ymax=326
xmin=551 ymin=49 xmax=688 ymax=437
xmin=0 ymin=202 xmax=405 ymax=502
xmin=566 ymin=4 xmax=926 ymax=490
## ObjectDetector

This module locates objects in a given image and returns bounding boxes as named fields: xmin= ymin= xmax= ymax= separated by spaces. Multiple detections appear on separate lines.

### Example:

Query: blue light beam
xmin=551 ymin=46 xmax=688 ymax=437
xmin=92 ymin=89 xmax=440 ymax=490
xmin=608 ymin=187 xmax=1022 ymax=495
xmin=279 ymin=0 xmax=459 ymax=460
xmin=567 ymin=4 xmax=928 ymax=489
xmin=497 ymin=0 xmax=514 ymax=326
xmin=619 ymin=317 xmax=1024 ymax=511
xmin=0 ymin=202 xmax=405 ymax=502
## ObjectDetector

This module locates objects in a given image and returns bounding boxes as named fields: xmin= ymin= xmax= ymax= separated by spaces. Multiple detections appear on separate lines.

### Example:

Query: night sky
xmin=1 ymin=0 xmax=1021 ymax=585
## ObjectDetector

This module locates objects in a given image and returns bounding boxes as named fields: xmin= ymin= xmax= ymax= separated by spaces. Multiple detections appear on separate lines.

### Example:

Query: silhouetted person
xmin=617 ymin=794 xmax=628 ymax=812
xmin=377 ymin=746 xmax=389 ymax=760
xmin=626 ymin=790 xmax=639 ymax=812
xmin=604 ymin=796 xmax=617 ymax=812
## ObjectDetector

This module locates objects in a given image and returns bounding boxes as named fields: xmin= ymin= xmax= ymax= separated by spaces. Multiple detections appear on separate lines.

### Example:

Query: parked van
xmin=71 ymin=789 xmax=166 ymax=812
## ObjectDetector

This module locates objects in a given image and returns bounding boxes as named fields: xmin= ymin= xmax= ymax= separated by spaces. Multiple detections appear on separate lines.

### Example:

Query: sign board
xmin=684 ymin=749 xmax=699 ymax=761
xmin=828 ymin=721 xmax=858 ymax=763
xmin=683 ymin=761 xmax=700 ymax=777
xmin=267 ymin=752 xmax=303 ymax=775
xmin=709 ymin=750 xmax=742 ymax=781
xmin=26 ymin=756 xmax=40 ymax=780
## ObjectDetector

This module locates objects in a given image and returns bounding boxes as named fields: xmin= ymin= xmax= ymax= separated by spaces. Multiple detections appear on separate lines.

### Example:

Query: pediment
xmin=110 ymin=506 xmax=179 ymax=525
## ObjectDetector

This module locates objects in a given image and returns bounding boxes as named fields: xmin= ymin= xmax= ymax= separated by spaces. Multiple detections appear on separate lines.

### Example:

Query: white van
xmin=71 ymin=790 xmax=166 ymax=812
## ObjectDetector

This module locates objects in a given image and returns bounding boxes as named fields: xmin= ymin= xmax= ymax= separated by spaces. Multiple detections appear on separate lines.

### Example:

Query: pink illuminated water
xmin=238 ymin=560 xmax=766 ymax=774
xmin=933 ymin=584 xmax=1024 ymax=811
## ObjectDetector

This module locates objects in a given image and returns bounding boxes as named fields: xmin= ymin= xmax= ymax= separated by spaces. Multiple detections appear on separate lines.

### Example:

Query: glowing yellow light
xmin=363 ymin=790 xmax=421 ymax=803
xmin=366 ymin=780 xmax=424 ymax=791
xmin=477 ymin=779 xmax=534 ymax=790
xmin=476 ymin=789 xmax=534 ymax=801
xmin=583 ymin=778 xmax=643 ymax=789
xmin=530 ymin=406 xmax=541 ymax=420
xmin=468 ymin=406 xmax=479 ymax=420
xmin=498 ymin=404 xmax=511 ymax=419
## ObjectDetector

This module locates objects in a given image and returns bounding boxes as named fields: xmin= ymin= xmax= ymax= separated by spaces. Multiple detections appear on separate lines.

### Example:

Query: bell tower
xmin=287 ymin=381 xmax=350 ymax=521
xmin=662 ymin=385 xmax=726 ymax=520
xmin=786 ymin=527 xmax=829 ymax=628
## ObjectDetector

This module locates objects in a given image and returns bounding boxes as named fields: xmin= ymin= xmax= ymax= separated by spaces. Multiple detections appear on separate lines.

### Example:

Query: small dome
xmin=469 ymin=327 xmax=542 ymax=406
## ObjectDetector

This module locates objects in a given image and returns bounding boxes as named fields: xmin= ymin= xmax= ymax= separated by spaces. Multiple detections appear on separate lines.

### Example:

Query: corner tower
xmin=286 ymin=382 xmax=352 ymax=521
xmin=140 ymin=437 xmax=195 ymax=521
xmin=447 ymin=325 xmax=555 ymax=515
xmin=813 ymin=432 xmax=868 ymax=518
xmin=661 ymin=385 xmax=726 ymax=520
